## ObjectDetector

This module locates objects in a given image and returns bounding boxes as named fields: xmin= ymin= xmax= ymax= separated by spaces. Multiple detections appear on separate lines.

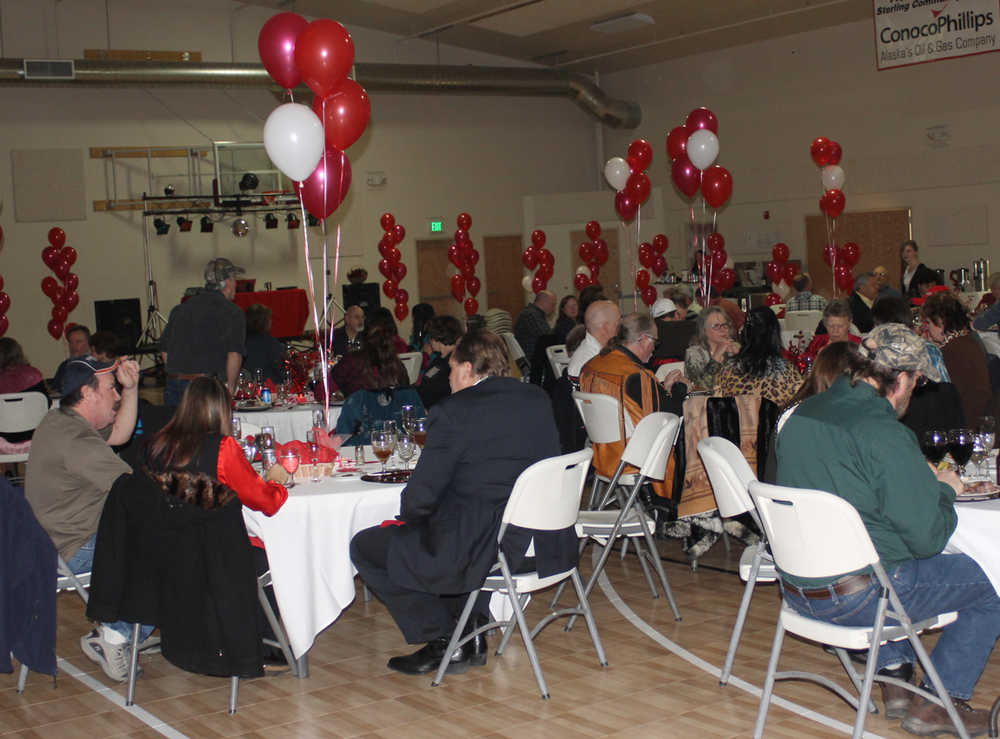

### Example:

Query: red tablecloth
xmin=234 ymin=289 xmax=309 ymax=338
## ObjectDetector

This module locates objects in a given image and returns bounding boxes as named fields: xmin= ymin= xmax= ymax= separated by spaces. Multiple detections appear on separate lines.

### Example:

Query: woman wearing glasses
xmin=684 ymin=306 xmax=740 ymax=391
xmin=712 ymin=307 xmax=802 ymax=407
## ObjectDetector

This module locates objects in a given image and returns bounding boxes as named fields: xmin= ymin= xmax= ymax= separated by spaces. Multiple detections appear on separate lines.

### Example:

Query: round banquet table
xmin=243 ymin=462 xmax=403 ymax=659
xmin=235 ymin=402 xmax=342 ymax=443
xmin=947 ymin=496 xmax=1000 ymax=597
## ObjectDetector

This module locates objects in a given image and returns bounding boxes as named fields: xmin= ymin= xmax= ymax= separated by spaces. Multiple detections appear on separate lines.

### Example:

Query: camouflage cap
xmin=859 ymin=322 xmax=943 ymax=382
xmin=204 ymin=257 xmax=245 ymax=287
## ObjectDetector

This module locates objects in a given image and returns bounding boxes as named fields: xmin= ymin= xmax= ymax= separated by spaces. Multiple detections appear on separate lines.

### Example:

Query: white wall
xmin=0 ymin=0 xmax=596 ymax=371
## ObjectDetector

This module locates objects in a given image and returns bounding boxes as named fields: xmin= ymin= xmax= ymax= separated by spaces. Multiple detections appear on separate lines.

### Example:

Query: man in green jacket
xmin=777 ymin=323 xmax=1000 ymax=737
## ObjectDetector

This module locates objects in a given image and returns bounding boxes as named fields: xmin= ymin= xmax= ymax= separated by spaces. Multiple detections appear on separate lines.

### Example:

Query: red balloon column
xmin=520 ymin=229 xmax=552 ymax=296
xmin=448 ymin=213 xmax=480 ymax=315
xmin=572 ymin=220 xmax=610 ymax=291
xmin=377 ymin=213 xmax=410 ymax=321
xmin=40 ymin=227 xmax=80 ymax=339
xmin=666 ymin=107 xmax=734 ymax=305
xmin=604 ymin=139 xmax=657 ymax=306
xmin=810 ymin=136 xmax=856 ymax=295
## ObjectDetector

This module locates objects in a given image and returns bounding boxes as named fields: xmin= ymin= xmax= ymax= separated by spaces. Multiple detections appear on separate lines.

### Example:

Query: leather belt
xmin=784 ymin=573 xmax=876 ymax=601
xmin=167 ymin=372 xmax=208 ymax=381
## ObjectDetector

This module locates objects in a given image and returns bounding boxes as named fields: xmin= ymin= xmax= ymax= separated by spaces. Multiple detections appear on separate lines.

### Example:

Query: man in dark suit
xmin=849 ymin=272 xmax=878 ymax=334
xmin=350 ymin=331 xmax=564 ymax=675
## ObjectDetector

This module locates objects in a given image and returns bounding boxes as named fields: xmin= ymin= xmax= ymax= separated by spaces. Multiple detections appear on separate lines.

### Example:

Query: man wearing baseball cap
xmin=160 ymin=257 xmax=246 ymax=405
xmin=776 ymin=323 xmax=1000 ymax=735
xmin=25 ymin=355 xmax=155 ymax=681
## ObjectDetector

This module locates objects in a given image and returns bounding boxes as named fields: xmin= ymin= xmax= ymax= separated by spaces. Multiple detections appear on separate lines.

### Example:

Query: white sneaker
xmin=79 ymin=629 xmax=135 ymax=682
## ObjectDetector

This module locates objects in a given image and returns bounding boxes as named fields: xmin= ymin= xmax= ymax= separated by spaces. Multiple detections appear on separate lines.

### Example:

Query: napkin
xmin=276 ymin=439 xmax=338 ymax=463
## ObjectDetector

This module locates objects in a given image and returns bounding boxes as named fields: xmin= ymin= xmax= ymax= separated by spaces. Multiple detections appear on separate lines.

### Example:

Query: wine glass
xmin=920 ymin=429 xmax=948 ymax=465
xmin=410 ymin=417 xmax=428 ymax=449
xmin=260 ymin=425 xmax=275 ymax=450
xmin=396 ymin=434 xmax=416 ymax=471
xmin=948 ymin=428 xmax=975 ymax=477
xmin=241 ymin=440 xmax=257 ymax=463
xmin=231 ymin=416 xmax=242 ymax=439
xmin=279 ymin=450 xmax=300 ymax=488
xmin=312 ymin=408 xmax=326 ymax=430
xmin=254 ymin=368 xmax=265 ymax=388
xmin=977 ymin=416 xmax=996 ymax=451
xmin=400 ymin=404 xmax=416 ymax=435
xmin=371 ymin=429 xmax=396 ymax=474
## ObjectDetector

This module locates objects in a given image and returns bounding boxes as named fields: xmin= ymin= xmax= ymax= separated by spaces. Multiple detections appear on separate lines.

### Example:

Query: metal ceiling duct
xmin=0 ymin=58 xmax=641 ymax=129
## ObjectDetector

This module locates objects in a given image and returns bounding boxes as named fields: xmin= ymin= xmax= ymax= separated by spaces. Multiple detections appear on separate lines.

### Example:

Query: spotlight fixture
xmin=176 ymin=216 xmax=192 ymax=232
xmin=286 ymin=213 xmax=300 ymax=230
xmin=232 ymin=217 xmax=250 ymax=238
xmin=153 ymin=217 xmax=170 ymax=235
xmin=200 ymin=216 xmax=214 ymax=233
xmin=163 ymin=184 xmax=175 ymax=196
xmin=307 ymin=214 xmax=319 ymax=227
xmin=239 ymin=173 xmax=259 ymax=192
xmin=264 ymin=213 xmax=279 ymax=229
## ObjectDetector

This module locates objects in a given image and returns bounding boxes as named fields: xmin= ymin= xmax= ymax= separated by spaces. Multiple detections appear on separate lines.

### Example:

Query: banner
xmin=874 ymin=0 xmax=1000 ymax=69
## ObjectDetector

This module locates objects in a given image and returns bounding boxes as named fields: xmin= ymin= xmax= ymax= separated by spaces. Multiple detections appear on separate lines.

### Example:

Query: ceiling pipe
xmin=0 ymin=58 xmax=641 ymax=129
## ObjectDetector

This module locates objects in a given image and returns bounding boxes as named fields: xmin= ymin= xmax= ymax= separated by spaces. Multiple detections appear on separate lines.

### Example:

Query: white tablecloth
xmin=243 ymin=470 xmax=403 ymax=658
xmin=236 ymin=403 xmax=342 ymax=443
xmin=947 ymin=498 xmax=1000 ymax=596
xmin=977 ymin=330 xmax=1000 ymax=358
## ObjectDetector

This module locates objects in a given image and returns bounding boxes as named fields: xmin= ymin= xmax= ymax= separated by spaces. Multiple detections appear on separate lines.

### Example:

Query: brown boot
xmin=901 ymin=695 xmax=989 ymax=737
xmin=878 ymin=663 xmax=915 ymax=720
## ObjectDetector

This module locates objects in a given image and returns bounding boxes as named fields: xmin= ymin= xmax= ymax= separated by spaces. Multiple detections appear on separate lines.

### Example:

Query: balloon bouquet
xmin=666 ymin=107 xmax=735 ymax=307
xmin=258 ymin=12 xmax=370 ymax=426
xmin=572 ymin=221 xmax=608 ymax=291
xmin=520 ymin=229 xmax=552 ymax=295
xmin=634 ymin=233 xmax=671 ymax=307
xmin=763 ymin=242 xmax=797 ymax=308
xmin=377 ymin=213 xmax=410 ymax=321
xmin=40 ymin=227 xmax=80 ymax=340
xmin=447 ymin=213 xmax=481 ymax=316
xmin=604 ymin=139 xmax=655 ymax=307
xmin=810 ymin=137 xmax=859 ymax=295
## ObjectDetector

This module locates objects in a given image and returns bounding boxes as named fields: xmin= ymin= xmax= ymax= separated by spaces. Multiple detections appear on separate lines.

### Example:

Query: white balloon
xmin=686 ymin=129 xmax=719 ymax=170
xmin=772 ymin=280 xmax=791 ymax=299
xmin=821 ymin=165 xmax=845 ymax=191
xmin=263 ymin=103 xmax=325 ymax=182
xmin=576 ymin=265 xmax=591 ymax=276
xmin=604 ymin=157 xmax=630 ymax=191
xmin=521 ymin=275 xmax=533 ymax=291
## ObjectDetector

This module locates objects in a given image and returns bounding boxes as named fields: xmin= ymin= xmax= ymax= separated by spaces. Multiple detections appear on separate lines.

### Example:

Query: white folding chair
xmin=430 ymin=449 xmax=607 ymax=699
xmin=398 ymin=351 xmax=422 ymax=385
xmin=499 ymin=332 xmax=530 ymax=378
xmin=697 ymin=437 xmax=776 ymax=686
xmin=783 ymin=309 xmax=823 ymax=335
xmin=572 ymin=391 xmax=637 ymax=509
xmin=748 ymin=481 xmax=965 ymax=739
xmin=545 ymin=344 xmax=569 ymax=378
xmin=0 ymin=392 xmax=49 ymax=483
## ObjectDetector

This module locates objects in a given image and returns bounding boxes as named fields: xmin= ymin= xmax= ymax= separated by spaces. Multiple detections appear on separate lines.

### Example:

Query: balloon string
xmin=298 ymin=184 xmax=330 ymax=428
xmin=634 ymin=204 xmax=641 ymax=312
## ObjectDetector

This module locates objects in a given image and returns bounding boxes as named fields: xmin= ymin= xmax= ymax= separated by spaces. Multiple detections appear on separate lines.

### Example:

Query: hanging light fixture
xmin=153 ymin=217 xmax=170 ymax=235
xmin=286 ymin=213 xmax=300 ymax=230
xmin=264 ymin=213 xmax=279 ymax=229
xmin=232 ymin=218 xmax=250 ymax=238
xmin=176 ymin=216 xmax=193 ymax=232
xmin=200 ymin=216 xmax=214 ymax=233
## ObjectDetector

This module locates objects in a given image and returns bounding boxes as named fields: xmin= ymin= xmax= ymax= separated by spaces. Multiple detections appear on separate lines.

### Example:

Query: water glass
xmin=312 ymin=408 xmax=326 ymax=430
xmin=397 ymin=434 xmax=416 ymax=471
xmin=308 ymin=441 xmax=321 ymax=482
xmin=977 ymin=416 xmax=996 ymax=450
xmin=354 ymin=444 xmax=366 ymax=466
xmin=400 ymin=405 xmax=416 ymax=434
xmin=231 ymin=416 xmax=242 ymax=439
xmin=261 ymin=425 xmax=275 ymax=449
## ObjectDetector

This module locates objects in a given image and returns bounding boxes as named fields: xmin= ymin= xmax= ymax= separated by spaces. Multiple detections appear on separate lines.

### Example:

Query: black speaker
xmin=342 ymin=283 xmax=380 ymax=317
xmin=94 ymin=298 xmax=142 ymax=353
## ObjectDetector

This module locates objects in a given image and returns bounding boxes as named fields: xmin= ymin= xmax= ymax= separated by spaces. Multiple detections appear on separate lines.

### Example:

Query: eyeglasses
xmin=641 ymin=333 xmax=660 ymax=347
xmin=708 ymin=322 xmax=731 ymax=330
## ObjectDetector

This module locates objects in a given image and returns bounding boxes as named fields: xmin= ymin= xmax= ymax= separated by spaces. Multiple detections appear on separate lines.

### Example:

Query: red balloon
xmin=828 ymin=141 xmax=843 ymax=166
xmin=614 ymin=191 xmax=638 ymax=222
xmin=635 ymin=269 xmax=650 ymax=289
xmin=380 ymin=212 xmax=395 ymax=231
xmin=61 ymin=246 xmax=77 ymax=267
xmin=62 ymin=289 xmax=77 ymax=311
xmin=0 ymin=315 xmax=7 ymax=338
xmin=394 ymin=288 xmax=409 ymax=305
xmin=718 ymin=268 xmax=737 ymax=290
xmin=764 ymin=293 xmax=782 ymax=307
xmin=52 ymin=286 xmax=64 ymax=305
xmin=64 ymin=272 xmax=79 ymax=292
xmin=382 ymin=279 xmax=397 ymax=299
xmin=537 ymin=248 xmax=554 ymax=267
xmin=686 ymin=107 xmax=719 ymax=134
xmin=532 ymin=275 xmax=546 ymax=293
xmin=461 ymin=263 xmax=476 ymax=280
xmin=47 ymin=319 xmax=64 ymax=340
xmin=0 ymin=292 xmax=9 ymax=314
xmin=652 ymin=234 xmax=669 ymax=254
xmin=522 ymin=248 xmax=538 ymax=269
xmin=823 ymin=244 xmax=838 ymax=267
xmin=465 ymin=248 xmax=480 ymax=267
xmin=457 ymin=212 xmax=472 ymax=231
xmin=841 ymin=241 xmax=861 ymax=267
xmin=378 ymin=259 xmax=392 ymax=278
xmin=822 ymin=188 xmax=846 ymax=219
xmin=392 ymin=224 xmax=406 ymax=244
xmin=313 ymin=79 xmax=371 ymax=151
xmin=448 ymin=244 xmax=463 ymax=269
xmin=455 ymin=228 xmax=471 ymax=246
xmin=671 ymin=155 xmax=701 ymax=198
xmin=574 ymin=273 xmax=590 ymax=291
xmin=394 ymin=302 xmax=409 ymax=321
xmin=530 ymin=229 xmax=546 ymax=248
xmin=52 ymin=304 xmax=68 ymax=322
xmin=450 ymin=274 xmax=465 ymax=301
xmin=666 ymin=125 xmax=689 ymax=161
xmin=578 ymin=242 xmax=594 ymax=264
xmin=765 ymin=260 xmax=783 ymax=284
xmin=42 ymin=246 xmax=59 ymax=268
xmin=810 ymin=136 xmax=832 ymax=167
xmin=772 ymin=243 xmax=790 ymax=263
xmin=652 ymin=255 xmax=668 ymax=276
xmin=701 ymin=165 xmax=733 ymax=209
xmin=593 ymin=239 xmax=609 ymax=265
xmin=638 ymin=243 xmax=654 ymax=269
xmin=258 ymin=12 xmax=309 ymax=90
xmin=467 ymin=276 xmax=481 ymax=296
xmin=835 ymin=264 xmax=854 ymax=291
xmin=587 ymin=262 xmax=601 ymax=281
xmin=387 ymin=247 xmax=401 ymax=264
xmin=627 ymin=139 xmax=653 ymax=172
xmin=298 ymin=146 xmax=352 ymax=219
xmin=707 ymin=232 xmax=725 ymax=253
xmin=464 ymin=297 xmax=478 ymax=316
xmin=585 ymin=221 xmax=601 ymax=241
xmin=41 ymin=276 xmax=58 ymax=298
xmin=711 ymin=248 xmax=728 ymax=270
xmin=54 ymin=258 xmax=71 ymax=280
xmin=640 ymin=285 xmax=657 ymax=306
xmin=783 ymin=262 xmax=800 ymax=284
xmin=48 ymin=227 xmax=66 ymax=248
xmin=536 ymin=263 xmax=553 ymax=281
xmin=294 ymin=19 xmax=355 ymax=98
xmin=392 ymin=263 xmax=407 ymax=282
xmin=625 ymin=171 xmax=651 ymax=204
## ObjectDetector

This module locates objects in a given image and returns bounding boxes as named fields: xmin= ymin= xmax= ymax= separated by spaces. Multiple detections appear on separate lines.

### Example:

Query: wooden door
xmin=805 ymin=209 xmax=911 ymax=299
xmin=571 ymin=229 xmax=621 ymax=300
xmin=484 ymin=235 xmax=525 ymax=318
xmin=416 ymin=238 xmax=463 ymax=319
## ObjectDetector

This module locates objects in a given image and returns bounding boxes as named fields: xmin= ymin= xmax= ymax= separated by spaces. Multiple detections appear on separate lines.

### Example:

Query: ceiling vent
xmin=23 ymin=59 xmax=75 ymax=80
xmin=590 ymin=13 xmax=654 ymax=34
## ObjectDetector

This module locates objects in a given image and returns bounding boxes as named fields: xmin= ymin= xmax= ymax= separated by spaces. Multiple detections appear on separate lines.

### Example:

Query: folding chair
xmin=398 ymin=351 xmax=423 ymax=385
xmin=545 ymin=344 xmax=569 ymax=379
xmin=697 ymin=437 xmax=776 ymax=686
xmin=572 ymin=391 xmax=637 ymax=510
xmin=0 ymin=392 xmax=48 ymax=484
xmin=430 ymin=449 xmax=607 ymax=699
xmin=748 ymin=481 xmax=966 ymax=739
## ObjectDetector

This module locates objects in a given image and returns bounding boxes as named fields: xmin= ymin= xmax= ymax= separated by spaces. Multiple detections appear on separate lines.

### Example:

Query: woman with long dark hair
xmin=713 ymin=306 xmax=802 ymax=406
xmin=331 ymin=313 xmax=410 ymax=398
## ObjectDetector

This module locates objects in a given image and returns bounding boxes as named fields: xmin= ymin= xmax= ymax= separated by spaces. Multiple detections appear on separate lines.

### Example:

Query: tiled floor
xmin=4 ymin=537 xmax=997 ymax=738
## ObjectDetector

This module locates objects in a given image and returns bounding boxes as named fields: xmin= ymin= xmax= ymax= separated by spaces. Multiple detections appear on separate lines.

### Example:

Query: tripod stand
xmin=135 ymin=279 xmax=168 ymax=385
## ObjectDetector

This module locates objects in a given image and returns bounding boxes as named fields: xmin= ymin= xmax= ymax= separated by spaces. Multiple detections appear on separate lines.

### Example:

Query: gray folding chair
xmin=0 ymin=391 xmax=48 ymax=485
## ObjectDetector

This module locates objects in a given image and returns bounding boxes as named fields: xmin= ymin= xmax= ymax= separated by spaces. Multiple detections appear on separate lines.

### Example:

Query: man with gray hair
xmin=160 ymin=257 xmax=247 ymax=405
xmin=785 ymin=273 xmax=828 ymax=312
xmin=567 ymin=299 xmax=621 ymax=380
xmin=513 ymin=290 xmax=556 ymax=371
xmin=849 ymin=271 xmax=878 ymax=333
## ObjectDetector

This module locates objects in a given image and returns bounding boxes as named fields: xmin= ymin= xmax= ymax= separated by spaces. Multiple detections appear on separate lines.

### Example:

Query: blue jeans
xmin=67 ymin=535 xmax=155 ymax=643
xmin=782 ymin=553 xmax=1000 ymax=700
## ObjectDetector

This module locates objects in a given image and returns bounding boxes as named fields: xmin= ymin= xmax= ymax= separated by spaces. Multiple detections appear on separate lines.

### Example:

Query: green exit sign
xmin=429 ymin=219 xmax=444 ymax=233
